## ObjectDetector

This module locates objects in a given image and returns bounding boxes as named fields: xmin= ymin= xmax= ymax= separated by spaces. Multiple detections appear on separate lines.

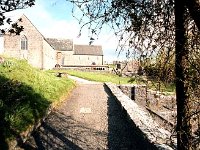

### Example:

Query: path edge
xmin=105 ymin=82 xmax=177 ymax=150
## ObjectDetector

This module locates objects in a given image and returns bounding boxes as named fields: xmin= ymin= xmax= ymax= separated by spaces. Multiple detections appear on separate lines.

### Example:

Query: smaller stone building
xmin=45 ymin=38 xmax=103 ymax=67
xmin=116 ymin=60 xmax=140 ymax=75
xmin=0 ymin=14 xmax=104 ymax=69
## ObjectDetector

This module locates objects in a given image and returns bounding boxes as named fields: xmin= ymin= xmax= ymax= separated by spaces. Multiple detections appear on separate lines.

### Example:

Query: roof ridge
xmin=74 ymin=44 xmax=103 ymax=56
xmin=45 ymin=38 xmax=73 ymax=51
xmin=45 ymin=37 xmax=73 ymax=41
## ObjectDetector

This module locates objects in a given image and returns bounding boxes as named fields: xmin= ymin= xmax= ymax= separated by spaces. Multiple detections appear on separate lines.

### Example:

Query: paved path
xmin=25 ymin=76 xmax=142 ymax=150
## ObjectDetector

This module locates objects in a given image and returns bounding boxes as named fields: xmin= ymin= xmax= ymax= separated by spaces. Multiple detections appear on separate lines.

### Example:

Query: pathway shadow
xmin=25 ymin=83 xmax=158 ymax=150
xmin=31 ymin=119 xmax=82 ymax=150
xmin=104 ymin=84 xmax=157 ymax=150
xmin=27 ymin=111 xmax=107 ymax=149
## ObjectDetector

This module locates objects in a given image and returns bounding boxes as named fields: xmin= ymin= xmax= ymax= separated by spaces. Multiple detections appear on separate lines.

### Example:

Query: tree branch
xmin=186 ymin=0 xmax=200 ymax=30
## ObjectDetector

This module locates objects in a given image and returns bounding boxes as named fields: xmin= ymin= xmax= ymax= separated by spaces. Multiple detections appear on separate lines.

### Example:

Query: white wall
xmin=72 ymin=55 xmax=103 ymax=65
xmin=0 ymin=36 xmax=4 ymax=54
xmin=61 ymin=51 xmax=74 ymax=65
xmin=63 ymin=53 xmax=103 ymax=66
xmin=43 ymin=40 xmax=56 ymax=69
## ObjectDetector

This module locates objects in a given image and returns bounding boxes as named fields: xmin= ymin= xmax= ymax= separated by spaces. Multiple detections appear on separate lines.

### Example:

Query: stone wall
xmin=105 ymin=82 xmax=176 ymax=149
xmin=118 ymin=84 xmax=177 ymax=129
xmin=119 ymin=84 xmax=147 ymax=107
xmin=60 ymin=51 xmax=103 ymax=66
xmin=43 ymin=40 xmax=56 ymax=69
xmin=117 ymin=60 xmax=140 ymax=74
xmin=119 ymin=84 xmax=176 ymax=110
xmin=147 ymin=90 xmax=176 ymax=110
xmin=4 ymin=15 xmax=44 ymax=69
xmin=0 ymin=36 xmax=4 ymax=54
xmin=62 ymin=50 xmax=74 ymax=65
xmin=72 ymin=55 xmax=103 ymax=65
xmin=2 ymin=15 xmax=104 ymax=69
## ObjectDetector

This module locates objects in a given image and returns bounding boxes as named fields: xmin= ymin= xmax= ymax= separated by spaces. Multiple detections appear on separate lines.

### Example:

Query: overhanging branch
xmin=186 ymin=0 xmax=200 ymax=30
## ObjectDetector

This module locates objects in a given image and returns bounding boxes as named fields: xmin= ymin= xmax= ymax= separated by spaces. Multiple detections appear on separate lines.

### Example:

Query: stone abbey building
xmin=0 ymin=15 xmax=104 ymax=69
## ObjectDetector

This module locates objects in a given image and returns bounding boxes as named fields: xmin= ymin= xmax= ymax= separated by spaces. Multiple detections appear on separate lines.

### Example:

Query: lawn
xmin=50 ymin=69 xmax=135 ymax=84
xmin=0 ymin=56 xmax=75 ymax=142
xmin=50 ymin=69 xmax=175 ymax=93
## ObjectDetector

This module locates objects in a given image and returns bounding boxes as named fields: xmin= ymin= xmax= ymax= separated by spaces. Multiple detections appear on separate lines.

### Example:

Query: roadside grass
xmin=50 ymin=69 xmax=175 ymax=93
xmin=146 ymin=80 xmax=175 ymax=94
xmin=49 ymin=69 xmax=134 ymax=84
xmin=127 ymin=75 xmax=175 ymax=94
xmin=0 ymin=57 xmax=75 ymax=140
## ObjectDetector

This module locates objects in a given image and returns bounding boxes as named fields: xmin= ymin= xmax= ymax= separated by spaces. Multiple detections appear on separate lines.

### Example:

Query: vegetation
xmin=0 ymin=0 xmax=35 ymax=35
xmin=0 ymin=57 xmax=75 ymax=148
xmin=51 ymin=69 xmax=175 ymax=93
xmin=144 ymin=49 xmax=175 ymax=84
xmin=50 ymin=69 xmax=133 ymax=84
xmin=67 ymin=0 xmax=200 ymax=149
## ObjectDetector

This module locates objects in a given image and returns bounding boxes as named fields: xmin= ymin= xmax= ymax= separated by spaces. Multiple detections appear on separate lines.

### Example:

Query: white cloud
xmin=41 ymin=20 xmax=79 ymax=39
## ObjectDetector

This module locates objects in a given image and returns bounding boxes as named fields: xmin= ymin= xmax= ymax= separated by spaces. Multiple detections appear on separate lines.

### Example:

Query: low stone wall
xmin=147 ymin=89 xmax=176 ymax=111
xmin=119 ymin=84 xmax=147 ymax=107
xmin=105 ymin=82 xmax=177 ymax=150
xmin=119 ymin=84 xmax=176 ymax=109
xmin=119 ymin=84 xmax=177 ymax=127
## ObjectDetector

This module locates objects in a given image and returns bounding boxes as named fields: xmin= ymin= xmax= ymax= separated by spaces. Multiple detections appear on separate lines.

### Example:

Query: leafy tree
xmin=144 ymin=48 xmax=175 ymax=83
xmin=0 ymin=0 xmax=35 ymax=35
xmin=67 ymin=0 xmax=200 ymax=149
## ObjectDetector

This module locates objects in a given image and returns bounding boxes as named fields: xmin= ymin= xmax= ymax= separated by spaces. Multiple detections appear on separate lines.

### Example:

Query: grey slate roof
xmin=45 ymin=38 xmax=73 ymax=51
xmin=74 ymin=44 xmax=103 ymax=56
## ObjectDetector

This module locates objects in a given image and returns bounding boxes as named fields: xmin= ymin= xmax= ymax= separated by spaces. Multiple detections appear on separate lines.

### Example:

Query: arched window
xmin=21 ymin=35 xmax=28 ymax=50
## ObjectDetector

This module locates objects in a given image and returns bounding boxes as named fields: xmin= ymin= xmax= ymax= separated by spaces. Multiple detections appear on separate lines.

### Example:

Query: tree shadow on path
xmin=27 ymin=111 xmax=107 ymax=150
xmin=104 ymin=84 xmax=157 ymax=150
xmin=25 ymin=83 xmax=158 ymax=150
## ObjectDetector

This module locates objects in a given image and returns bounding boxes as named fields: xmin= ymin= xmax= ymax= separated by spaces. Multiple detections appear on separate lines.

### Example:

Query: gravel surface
xmin=25 ymin=77 xmax=146 ymax=150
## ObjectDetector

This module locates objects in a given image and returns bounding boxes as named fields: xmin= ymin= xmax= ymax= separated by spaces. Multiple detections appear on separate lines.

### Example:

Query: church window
xmin=21 ymin=35 xmax=28 ymax=50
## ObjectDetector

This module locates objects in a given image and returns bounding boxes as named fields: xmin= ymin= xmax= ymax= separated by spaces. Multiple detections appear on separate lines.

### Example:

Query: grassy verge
xmin=50 ymin=69 xmax=135 ymax=84
xmin=128 ymin=75 xmax=175 ymax=93
xmin=0 ymin=57 xmax=75 ymax=142
xmin=50 ymin=69 xmax=175 ymax=93
xmin=145 ymin=80 xmax=175 ymax=94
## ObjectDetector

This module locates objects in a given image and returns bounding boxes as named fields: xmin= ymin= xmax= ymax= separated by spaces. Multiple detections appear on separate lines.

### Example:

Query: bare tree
xmin=67 ymin=0 xmax=200 ymax=149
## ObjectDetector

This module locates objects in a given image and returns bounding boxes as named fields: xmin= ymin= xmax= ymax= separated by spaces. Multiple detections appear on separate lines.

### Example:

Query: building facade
xmin=0 ymin=15 xmax=103 ymax=69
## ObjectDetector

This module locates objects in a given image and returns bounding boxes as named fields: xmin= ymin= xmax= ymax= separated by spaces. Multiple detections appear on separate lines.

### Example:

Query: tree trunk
xmin=186 ymin=0 xmax=200 ymax=30
xmin=175 ymin=0 xmax=192 ymax=149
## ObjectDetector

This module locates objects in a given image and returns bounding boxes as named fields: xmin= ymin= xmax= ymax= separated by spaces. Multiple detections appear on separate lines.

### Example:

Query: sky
xmin=5 ymin=0 xmax=127 ymax=62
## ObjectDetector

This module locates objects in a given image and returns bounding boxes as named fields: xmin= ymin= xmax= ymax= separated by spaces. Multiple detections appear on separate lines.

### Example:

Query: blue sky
xmin=6 ymin=0 xmax=127 ymax=62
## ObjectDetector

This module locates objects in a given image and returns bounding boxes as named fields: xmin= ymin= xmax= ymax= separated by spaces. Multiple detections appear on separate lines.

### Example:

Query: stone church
xmin=0 ymin=15 xmax=104 ymax=69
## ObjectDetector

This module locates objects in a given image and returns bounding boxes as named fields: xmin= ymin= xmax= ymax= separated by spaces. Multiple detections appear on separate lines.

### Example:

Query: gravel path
xmin=25 ymin=76 xmax=143 ymax=150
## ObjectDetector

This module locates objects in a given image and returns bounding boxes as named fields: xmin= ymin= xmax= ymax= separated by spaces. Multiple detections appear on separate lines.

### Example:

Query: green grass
xmin=128 ymin=75 xmax=175 ymax=93
xmin=108 ymin=64 xmax=116 ymax=68
xmin=0 ymin=57 xmax=75 ymax=140
xmin=146 ymin=80 xmax=175 ymax=94
xmin=51 ymin=69 xmax=175 ymax=93
xmin=51 ymin=69 xmax=134 ymax=84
